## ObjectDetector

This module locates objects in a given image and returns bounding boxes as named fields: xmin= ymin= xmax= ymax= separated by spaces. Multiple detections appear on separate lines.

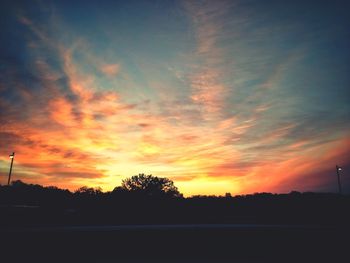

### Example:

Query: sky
xmin=0 ymin=0 xmax=349 ymax=196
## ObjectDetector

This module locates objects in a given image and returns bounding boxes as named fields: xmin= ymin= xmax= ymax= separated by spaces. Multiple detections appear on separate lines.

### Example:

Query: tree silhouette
xmin=75 ymin=186 xmax=102 ymax=196
xmin=121 ymin=173 xmax=183 ymax=198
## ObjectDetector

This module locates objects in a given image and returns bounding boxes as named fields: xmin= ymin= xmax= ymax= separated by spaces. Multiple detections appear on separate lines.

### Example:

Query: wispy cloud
xmin=100 ymin=63 xmax=120 ymax=77
xmin=184 ymin=0 xmax=232 ymax=120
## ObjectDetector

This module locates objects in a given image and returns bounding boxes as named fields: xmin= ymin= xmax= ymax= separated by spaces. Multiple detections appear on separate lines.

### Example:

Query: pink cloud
xmin=100 ymin=63 xmax=120 ymax=77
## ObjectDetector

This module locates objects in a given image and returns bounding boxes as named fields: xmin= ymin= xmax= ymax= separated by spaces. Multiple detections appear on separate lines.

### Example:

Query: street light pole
xmin=335 ymin=165 xmax=342 ymax=195
xmin=7 ymin=152 xmax=15 ymax=185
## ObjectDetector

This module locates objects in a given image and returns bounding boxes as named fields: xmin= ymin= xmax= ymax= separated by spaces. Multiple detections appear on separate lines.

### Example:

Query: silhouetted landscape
xmin=1 ymin=175 xmax=349 ymax=227
xmin=1 ymin=175 xmax=349 ymax=262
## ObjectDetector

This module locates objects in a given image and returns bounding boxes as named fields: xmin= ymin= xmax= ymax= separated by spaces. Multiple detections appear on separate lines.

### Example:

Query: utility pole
xmin=335 ymin=165 xmax=342 ymax=195
xmin=7 ymin=152 xmax=15 ymax=185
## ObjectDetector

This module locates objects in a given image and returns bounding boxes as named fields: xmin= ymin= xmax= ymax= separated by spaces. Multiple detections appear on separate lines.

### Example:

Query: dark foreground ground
xmin=0 ymin=224 xmax=348 ymax=263
xmin=1 ymin=187 xmax=349 ymax=262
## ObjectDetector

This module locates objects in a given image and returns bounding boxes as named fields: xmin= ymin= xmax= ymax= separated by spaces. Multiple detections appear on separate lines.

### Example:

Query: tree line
xmin=0 ymin=174 xmax=349 ymax=226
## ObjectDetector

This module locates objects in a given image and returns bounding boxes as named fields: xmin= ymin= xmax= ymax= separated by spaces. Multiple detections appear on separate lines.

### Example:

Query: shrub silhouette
xmin=121 ymin=173 xmax=183 ymax=198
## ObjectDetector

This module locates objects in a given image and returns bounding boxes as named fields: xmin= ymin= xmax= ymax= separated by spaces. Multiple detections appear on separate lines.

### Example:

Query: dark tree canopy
xmin=75 ymin=186 xmax=102 ymax=195
xmin=121 ymin=174 xmax=183 ymax=198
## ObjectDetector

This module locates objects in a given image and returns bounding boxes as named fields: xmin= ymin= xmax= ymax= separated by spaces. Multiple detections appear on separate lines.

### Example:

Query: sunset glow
xmin=0 ymin=0 xmax=349 ymax=196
